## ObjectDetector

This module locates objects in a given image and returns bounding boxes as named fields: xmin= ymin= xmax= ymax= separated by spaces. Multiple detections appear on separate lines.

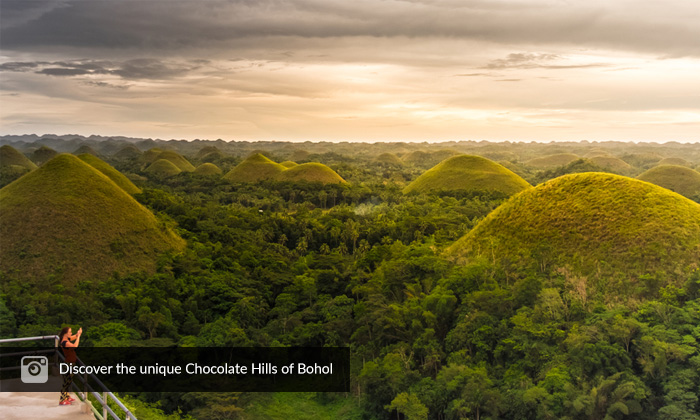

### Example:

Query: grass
xmin=223 ymin=153 xmax=287 ymax=182
xmin=588 ymin=156 xmax=633 ymax=173
xmin=241 ymin=393 xmax=362 ymax=420
xmin=193 ymin=162 xmax=223 ymax=175
xmin=195 ymin=145 xmax=222 ymax=159
xmin=280 ymin=161 xmax=298 ymax=168
xmin=78 ymin=153 xmax=141 ymax=194
xmin=0 ymin=145 xmax=37 ymax=170
xmin=374 ymin=153 xmax=403 ymax=165
xmin=73 ymin=145 xmax=100 ymax=156
xmin=157 ymin=150 xmax=196 ymax=172
xmin=276 ymin=162 xmax=347 ymax=184
xmin=145 ymin=159 xmax=183 ymax=177
xmin=448 ymin=172 xmax=700 ymax=300
xmin=0 ymin=154 xmax=184 ymax=284
xmin=637 ymin=164 xmax=700 ymax=198
xmin=525 ymin=153 xmax=579 ymax=168
xmin=658 ymin=157 xmax=692 ymax=167
xmin=113 ymin=145 xmax=142 ymax=160
xmin=403 ymin=154 xmax=531 ymax=195
xmin=31 ymin=146 xmax=58 ymax=165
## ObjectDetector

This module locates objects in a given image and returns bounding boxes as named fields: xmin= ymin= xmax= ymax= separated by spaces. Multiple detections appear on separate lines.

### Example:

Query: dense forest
xmin=1 ymin=136 xmax=700 ymax=420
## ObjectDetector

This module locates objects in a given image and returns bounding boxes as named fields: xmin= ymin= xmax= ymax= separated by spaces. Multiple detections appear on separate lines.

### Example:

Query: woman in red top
xmin=58 ymin=326 xmax=81 ymax=405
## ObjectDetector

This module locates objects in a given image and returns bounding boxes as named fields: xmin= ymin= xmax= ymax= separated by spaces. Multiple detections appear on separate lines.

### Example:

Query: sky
xmin=1 ymin=0 xmax=699 ymax=142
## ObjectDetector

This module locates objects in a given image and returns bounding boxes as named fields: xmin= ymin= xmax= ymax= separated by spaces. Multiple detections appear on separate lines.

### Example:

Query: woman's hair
xmin=58 ymin=327 xmax=71 ymax=342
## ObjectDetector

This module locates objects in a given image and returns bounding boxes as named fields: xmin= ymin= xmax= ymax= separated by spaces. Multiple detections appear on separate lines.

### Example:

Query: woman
xmin=58 ymin=326 xmax=82 ymax=405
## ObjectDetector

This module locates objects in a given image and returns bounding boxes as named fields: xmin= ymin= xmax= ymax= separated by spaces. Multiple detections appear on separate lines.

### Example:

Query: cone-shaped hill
xmin=403 ymin=155 xmax=531 ymax=196
xmin=31 ymin=146 xmax=58 ymax=165
xmin=195 ymin=146 xmax=222 ymax=160
xmin=657 ymin=157 xmax=692 ymax=167
xmin=1 ymin=145 xmax=37 ymax=171
xmin=223 ymin=153 xmax=286 ymax=182
xmin=374 ymin=153 xmax=403 ymax=165
xmin=193 ymin=163 xmax=223 ymax=176
xmin=77 ymin=154 xmax=141 ymax=194
xmin=142 ymin=148 xmax=164 ymax=164
xmin=525 ymin=153 xmax=579 ymax=168
xmin=448 ymin=173 xmax=700 ymax=299
xmin=145 ymin=159 xmax=182 ymax=177
xmin=73 ymin=145 xmax=100 ymax=157
xmin=156 ymin=150 xmax=195 ymax=172
xmin=588 ymin=156 xmax=633 ymax=173
xmin=0 ymin=154 xmax=185 ymax=284
xmin=637 ymin=165 xmax=700 ymax=198
xmin=276 ymin=162 xmax=347 ymax=184
xmin=113 ymin=145 xmax=142 ymax=160
xmin=280 ymin=161 xmax=298 ymax=168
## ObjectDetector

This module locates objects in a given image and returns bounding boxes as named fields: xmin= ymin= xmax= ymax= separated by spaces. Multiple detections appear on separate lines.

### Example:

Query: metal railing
xmin=0 ymin=335 xmax=137 ymax=420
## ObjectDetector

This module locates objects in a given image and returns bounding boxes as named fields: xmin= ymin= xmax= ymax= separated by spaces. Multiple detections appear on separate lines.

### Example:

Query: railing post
xmin=83 ymin=373 xmax=88 ymax=401
xmin=103 ymin=392 xmax=108 ymax=420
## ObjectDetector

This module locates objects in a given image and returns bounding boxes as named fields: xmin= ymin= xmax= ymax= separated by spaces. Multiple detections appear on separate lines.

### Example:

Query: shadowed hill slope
xmin=223 ymin=153 xmax=286 ymax=182
xmin=77 ymin=154 xmax=141 ymax=194
xmin=275 ymin=162 xmax=347 ymax=184
xmin=1 ymin=145 xmax=37 ymax=171
xmin=144 ymin=159 xmax=182 ymax=177
xmin=193 ymin=163 xmax=223 ymax=176
xmin=637 ymin=165 xmax=700 ymax=199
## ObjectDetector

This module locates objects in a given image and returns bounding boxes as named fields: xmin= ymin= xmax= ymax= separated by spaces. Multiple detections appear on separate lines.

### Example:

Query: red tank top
xmin=61 ymin=340 xmax=77 ymax=364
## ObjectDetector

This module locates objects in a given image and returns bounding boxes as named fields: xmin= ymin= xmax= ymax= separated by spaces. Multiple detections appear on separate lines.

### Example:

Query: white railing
xmin=0 ymin=335 xmax=137 ymax=420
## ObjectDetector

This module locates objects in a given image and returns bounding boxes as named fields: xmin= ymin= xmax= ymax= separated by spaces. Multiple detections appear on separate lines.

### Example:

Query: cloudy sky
xmin=1 ymin=0 xmax=699 ymax=142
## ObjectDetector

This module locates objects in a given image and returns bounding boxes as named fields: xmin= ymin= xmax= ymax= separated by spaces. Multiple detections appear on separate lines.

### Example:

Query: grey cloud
xmin=0 ymin=59 xmax=198 ymax=80
xmin=1 ymin=0 xmax=699 ymax=57
xmin=38 ymin=68 xmax=93 ymax=76
xmin=484 ymin=53 xmax=609 ymax=70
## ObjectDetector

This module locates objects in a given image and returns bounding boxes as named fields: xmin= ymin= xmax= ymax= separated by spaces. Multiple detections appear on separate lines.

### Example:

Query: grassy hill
xmin=0 ymin=154 xmax=185 ymax=284
xmin=588 ymin=156 xmax=633 ymax=173
xmin=157 ymin=150 xmax=196 ymax=172
xmin=1 ymin=145 xmax=37 ymax=171
xmin=31 ymin=146 xmax=58 ymax=165
xmin=637 ymin=165 xmax=700 ymax=199
xmin=144 ymin=159 xmax=182 ymax=177
xmin=142 ymin=147 xmax=164 ymax=164
xmin=403 ymin=155 xmax=531 ymax=196
xmin=77 ymin=154 xmax=141 ymax=194
xmin=280 ymin=161 xmax=298 ymax=168
xmin=448 ymin=172 xmax=700 ymax=300
xmin=113 ymin=145 xmax=142 ymax=160
xmin=195 ymin=146 xmax=222 ymax=159
xmin=402 ymin=150 xmax=460 ymax=167
xmin=223 ymin=153 xmax=286 ymax=182
xmin=657 ymin=157 xmax=692 ymax=167
xmin=275 ymin=162 xmax=347 ymax=184
xmin=193 ymin=162 xmax=223 ymax=176
xmin=525 ymin=153 xmax=579 ymax=168
xmin=73 ymin=145 xmax=100 ymax=157
xmin=374 ymin=153 xmax=403 ymax=165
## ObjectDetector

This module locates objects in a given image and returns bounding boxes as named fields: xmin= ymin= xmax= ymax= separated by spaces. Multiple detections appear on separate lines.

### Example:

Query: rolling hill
xmin=31 ymin=146 xmax=59 ymax=165
xmin=113 ymin=145 xmax=142 ymax=160
xmin=0 ymin=154 xmax=185 ymax=284
xmin=637 ymin=165 xmax=700 ymax=199
xmin=525 ymin=153 xmax=579 ymax=168
xmin=588 ymin=156 xmax=633 ymax=173
xmin=1 ymin=145 xmax=37 ymax=171
xmin=144 ymin=159 xmax=182 ymax=177
xmin=403 ymin=155 xmax=531 ymax=196
xmin=156 ymin=150 xmax=196 ymax=172
xmin=193 ymin=163 xmax=223 ymax=176
xmin=275 ymin=162 xmax=347 ymax=184
xmin=657 ymin=157 xmax=692 ymax=167
xmin=374 ymin=153 xmax=403 ymax=165
xmin=448 ymin=173 xmax=700 ymax=299
xmin=77 ymin=154 xmax=141 ymax=194
xmin=223 ymin=153 xmax=287 ymax=182
xmin=280 ymin=161 xmax=298 ymax=168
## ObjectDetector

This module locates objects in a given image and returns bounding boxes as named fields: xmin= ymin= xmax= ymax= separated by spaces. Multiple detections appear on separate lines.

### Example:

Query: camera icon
xmin=21 ymin=356 xmax=49 ymax=384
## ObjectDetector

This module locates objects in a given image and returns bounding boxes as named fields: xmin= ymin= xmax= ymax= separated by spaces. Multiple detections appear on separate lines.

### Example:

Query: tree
xmin=386 ymin=392 xmax=428 ymax=420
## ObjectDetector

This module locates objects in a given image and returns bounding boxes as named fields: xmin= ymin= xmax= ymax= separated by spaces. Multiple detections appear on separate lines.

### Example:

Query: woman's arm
xmin=65 ymin=328 xmax=82 ymax=347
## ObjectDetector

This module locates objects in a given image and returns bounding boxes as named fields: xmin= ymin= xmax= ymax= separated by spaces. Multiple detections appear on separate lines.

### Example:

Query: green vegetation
xmin=280 ymin=161 xmax=298 ymax=168
xmin=449 ymin=172 xmax=700 ymax=300
xmin=374 ymin=153 xmax=403 ymax=166
xmin=193 ymin=162 xmax=223 ymax=176
xmin=638 ymin=165 xmax=700 ymax=199
xmin=1 ymin=145 xmax=37 ymax=170
xmin=142 ymin=148 xmax=165 ymax=164
xmin=403 ymin=155 xmax=531 ymax=196
xmin=525 ymin=153 xmax=579 ymax=168
xmin=78 ymin=153 xmax=141 ymax=194
xmin=0 ymin=154 xmax=184 ymax=284
xmin=31 ymin=145 xmax=58 ymax=165
xmin=145 ymin=159 xmax=183 ymax=177
xmin=157 ymin=151 xmax=196 ymax=172
xmin=195 ymin=146 xmax=222 ymax=160
xmin=114 ymin=145 xmax=143 ymax=160
xmin=658 ymin=157 xmax=692 ymax=167
xmin=73 ymin=144 xmax=101 ymax=156
xmin=275 ymin=162 xmax=347 ymax=184
xmin=223 ymin=153 xmax=287 ymax=182
xmin=402 ymin=150 xmax=460 ymax=167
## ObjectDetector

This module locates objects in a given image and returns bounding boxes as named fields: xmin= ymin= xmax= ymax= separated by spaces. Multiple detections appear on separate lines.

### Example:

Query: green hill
xmin=637 ymin=165 xmax=700 ymax=198
xmin=156 ymin=150 xmax=195 ymax=172
xmin=73 ymin=145 xmax=100 ymax=157
xmin=280 ymin=161 xmax=298 ymax=168
xmin=0 ymin=154 xmax=185 ymax=284
xmin=144 ymin=159 xmax=182 ymax=177
xmin=193 ymin=163 xmax=223 ymax=176
xmin=195 ymin=146 xmax=222 ymax=159
xmin=621 ymin=152 xmax=663 ymax=168
xmin=275 ymin=162 xmax=347 ymax=184
xmin=374 ymin=153 xmax=403 ymax=165
xmin=113 ymin=145 xmax=142 ymax=160
xmin=141 ymin=148 xmax=164 ymax=165
xmin=588 ymin=156 xmax=633 ymax=173
xmin=448 ymin=173 xmax=700 ymax=299
xmin=223 ymin=153 xmax=286 ymax=182
xmin=657 ymin=157 xmax=692 ymax=167
xmin=77 ymin=154 xmax=141 ymax=194
xmin=31 ymin=146 xmax=58 ymax=165
xmin=525 ymin=153 xmax=579 ymax=168
xmin=1 ymin=145 xmax=37 ymax=171
xmin=402 ymin=150 xmax=460 ymax=167
xmin=403 ymin=155 xmax=531 ymax=196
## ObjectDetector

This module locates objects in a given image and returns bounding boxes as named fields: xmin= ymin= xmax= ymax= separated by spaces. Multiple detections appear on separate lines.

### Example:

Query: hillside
xmin=403 ymin=155 xmax=531 ymax=196
xmin=113 ymin=145 xmax=142 ymax=160
xmin=1 ymin=145 xmax=37 ymax=171
xmin=637 ymin=165 xmax=700 ymax=199
xmin=275 ymin=162 xmax=347 ymax=184
xmin=156 ymin=150 xmax=196 ymax=172
xmin=193 ymin=162 xmax=223 ymax=176
xmin=144 ymin=159 xmax=182 ymax=177
xmin=31 ymin=146 xmax=58 ymax=165
xmin=142 ymin=147 xmax=164 ymax=164
xmin=0 ymin=154 xmax=185 ymax=284
xmin=525 ymin=153 xmax=579 ymax=168
xmin=280 ymin=161 xmax=298 ymax=168
xmin=73 ymin=145 xmax=101 ymax=156
xmin=373 ymin=153 xmax=403 ymax=165
xmin=657 ymin=157 xmax=692 ymax=167
xmin=448 ymin=172 xmax=700 ymax=299
xmin=588 ymin=156 xmax=633 ymax=173
xmin=195 ymin=146 xmax=222 ymax=159
xmin=77 ymin=154 xmax=141 ymax=194
xmin=223 ymin=153 xmax=286 ymax=182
